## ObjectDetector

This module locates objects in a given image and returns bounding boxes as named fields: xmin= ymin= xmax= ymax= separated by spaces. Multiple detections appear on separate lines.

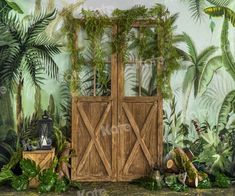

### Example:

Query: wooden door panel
xmin=118 ymin=100 xmax=159 ymax=180
xmin=72 ymin=98 xmax=114 ymax=181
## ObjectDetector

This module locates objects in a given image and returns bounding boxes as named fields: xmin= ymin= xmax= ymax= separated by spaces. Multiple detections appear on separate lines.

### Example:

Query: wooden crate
xmin=22 ymin=148 xmax=55 ymax=188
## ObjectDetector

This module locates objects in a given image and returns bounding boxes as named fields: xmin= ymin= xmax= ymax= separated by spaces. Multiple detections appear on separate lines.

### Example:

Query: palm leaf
xmin=4 ymin=0 xmax=23 ymax=14
xmin=221 ymin=19 xmax=235 ymax=80
xmin=182 ymin=65 xmax=195 ymax=94
xmin=26 ymin=9 xmax=57 ymax=44
xmin=198 ymin=56 xmax=222 ymax=96
xmin=207 ymin=0 xmax=232 ymax=6
xmin=217 ymin=90 xmax=235 ymax=131
xmin=182 ymin=32 xmax=198 ymax=64
xmin=181 ymin=0 xmax=205 ymax=20
xmin=204 ymin=6 xmax=235 ymax=26
xmin=197 ymin=46 xmax=218 ymax=65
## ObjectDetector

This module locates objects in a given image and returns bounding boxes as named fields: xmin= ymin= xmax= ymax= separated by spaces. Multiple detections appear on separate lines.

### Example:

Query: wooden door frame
xmin=71 ymin=22 xmax=163 ymax=181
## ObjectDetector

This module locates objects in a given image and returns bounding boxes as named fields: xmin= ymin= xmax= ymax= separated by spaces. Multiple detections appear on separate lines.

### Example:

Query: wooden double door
xmin=71 ymin=56 xmax=163 ymax=181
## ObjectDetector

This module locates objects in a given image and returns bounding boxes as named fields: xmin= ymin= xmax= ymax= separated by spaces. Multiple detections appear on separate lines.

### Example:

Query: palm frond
xmin=182 ymin=32 xmax=198 ymax=64
xmin=26 ymin=9 xmax=57 ymax=43
xmin=198 ymin=56 xmax=222 ymax=96
xmin=197 ymin=46 xmax=218 ymax=65
xmin=32 ymin=47 xmax=59 ymax=79
xmin=182 ymin=65 xmax=195 ymax=94
xmin=182 ymin=0 xmax=206 ymax=20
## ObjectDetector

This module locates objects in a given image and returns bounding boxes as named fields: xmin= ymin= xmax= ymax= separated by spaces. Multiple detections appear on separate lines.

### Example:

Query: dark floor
xmin=0 ymin=182 xmax=235 ymax=196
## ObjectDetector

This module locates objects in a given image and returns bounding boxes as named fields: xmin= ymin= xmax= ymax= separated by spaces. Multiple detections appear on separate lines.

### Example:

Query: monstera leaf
xmin=20 ymin=159 xmax=39 ymax=178
xmin=38 ymin=168 xmax=57 ymax=193
xmin=11 ymin=175 xmax=29 ymax=191
xmin=204 ymin=6 xmax=235 ymax=26
xmin=217 ymin=90 xmax=235 ymax=131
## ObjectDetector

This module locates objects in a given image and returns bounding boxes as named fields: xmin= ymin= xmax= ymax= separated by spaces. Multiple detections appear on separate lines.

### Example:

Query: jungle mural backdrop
xmin=1 ymin=0 xmax=235 ymax=185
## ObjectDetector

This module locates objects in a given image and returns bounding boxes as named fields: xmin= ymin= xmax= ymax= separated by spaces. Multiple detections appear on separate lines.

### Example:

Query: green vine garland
xmin=81 ymin=9 xmax=110 ymax=86
xmin=62 ymin=4 xmax=183 ymax=99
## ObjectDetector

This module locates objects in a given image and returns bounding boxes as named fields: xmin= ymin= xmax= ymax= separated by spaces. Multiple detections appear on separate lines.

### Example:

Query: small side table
xmin=22 ymin=148 xmax=55 ymax=188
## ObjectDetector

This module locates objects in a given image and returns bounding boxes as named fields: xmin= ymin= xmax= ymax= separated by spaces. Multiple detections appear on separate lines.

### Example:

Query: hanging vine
xmin=62 ymin=4 xmax=183 ymax=99
xmin=63 ymin=11 xmax=83 ymax=94
xmin=81 ymin=9 xmax=110 ymax=90
xmin=112 ymin=5 xmax=148 ymax=62
xmin=149 ymin=4 xmax=182 ymax=98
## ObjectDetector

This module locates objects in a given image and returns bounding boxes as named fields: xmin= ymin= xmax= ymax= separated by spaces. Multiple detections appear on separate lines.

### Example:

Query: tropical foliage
xmin=0 ymin=8 xmax=60 ymax=132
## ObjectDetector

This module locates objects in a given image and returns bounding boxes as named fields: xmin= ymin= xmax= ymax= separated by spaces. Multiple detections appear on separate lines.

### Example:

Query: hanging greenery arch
xmin=62 ymin=4 xmax=184 ymax=99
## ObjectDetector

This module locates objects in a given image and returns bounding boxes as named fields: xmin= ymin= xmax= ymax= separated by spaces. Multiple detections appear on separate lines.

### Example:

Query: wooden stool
xmin=22 ymin=148 xmax=55 ymax=188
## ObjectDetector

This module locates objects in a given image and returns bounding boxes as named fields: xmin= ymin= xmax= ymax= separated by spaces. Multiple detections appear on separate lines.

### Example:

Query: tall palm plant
xmin=0 ymin=10 xmax=60 ymax=133
xmin=181 ymin=33 xmax=221 ymax=121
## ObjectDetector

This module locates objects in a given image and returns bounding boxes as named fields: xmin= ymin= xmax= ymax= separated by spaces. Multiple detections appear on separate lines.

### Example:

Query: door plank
xmin=122 ymin=103 xmax=154 ymax=171
xmin=77 ymin=104 xmax=112 ymax=176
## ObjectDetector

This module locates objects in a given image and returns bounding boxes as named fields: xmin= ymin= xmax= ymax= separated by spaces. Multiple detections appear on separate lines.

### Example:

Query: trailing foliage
xmin=151 ymin=4 xmax=183 ymax=98
xmin=81 ymin=9 xmax=110 ymax=87
xmin=112 ymin=5 xmax=148 ymax=61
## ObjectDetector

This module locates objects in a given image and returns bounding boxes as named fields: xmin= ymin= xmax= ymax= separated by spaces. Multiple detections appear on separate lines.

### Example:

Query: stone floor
xmin=0 ymin=183 xmax=235 ymax=196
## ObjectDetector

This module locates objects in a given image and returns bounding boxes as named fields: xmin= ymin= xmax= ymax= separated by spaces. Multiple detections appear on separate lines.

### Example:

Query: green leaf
xmin=38 ymin=169 xmax=57 ymax=193
xmin=217 ymin=90 xmax=235 ymax=131
xmin=214 ymin=172 xmax=231 ymax=188
xmin=5 ymin=0 xmax=23 ymax=14
xmin=20 ymin=159 xmax=39 ymax=178
xmin=0 ymin=168 xmax=14 ymax=183
xmin=55 ymin=178 xmax=69 ymax=193
xmin=204 ymin=6 xmax=235 ymax=26
xmin=198 ymin=177 xmax=212 ymax=189
xmin=221 ymin=19 xmax=235 ymax=81
xmin=210 ymin=20 xmax=216 ymax=33
xmin=207 ymin=0 xmax=232 ymax=6
xmin=11 ymin=175 xmax=29 ymax=191
xmin=198 ymin=56 xmax=222 ymax=96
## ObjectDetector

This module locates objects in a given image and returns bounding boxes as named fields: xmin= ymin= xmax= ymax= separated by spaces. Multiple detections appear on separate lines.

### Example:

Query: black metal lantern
xmin=38 ymin=110 xmax=52 ymax=150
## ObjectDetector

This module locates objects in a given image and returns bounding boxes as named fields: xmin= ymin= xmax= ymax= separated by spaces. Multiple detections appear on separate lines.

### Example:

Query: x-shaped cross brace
xmin=76 ymin=103 xmax=112 ymax=176
xmin=122 ymin=102 xmax=157 ymax=175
